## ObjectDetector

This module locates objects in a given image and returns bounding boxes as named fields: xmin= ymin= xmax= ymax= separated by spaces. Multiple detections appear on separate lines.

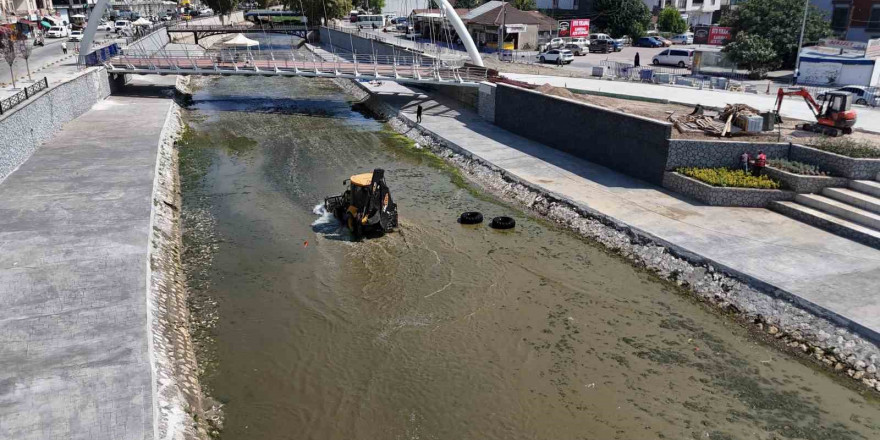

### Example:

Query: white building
xmin=646 ymin=0 xmax=722 ymax=26
xmin=2 ymin=0 xmax=53 ymax=22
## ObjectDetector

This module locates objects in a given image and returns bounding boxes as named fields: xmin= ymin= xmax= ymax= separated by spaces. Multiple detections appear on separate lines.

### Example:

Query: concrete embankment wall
xmin=0 ymin=67 xmax=110 ymax=183
xmin=494 ymin=83 xmax=673 ymax=185
xmin=319 ymin=27 xmax=414 ymax=57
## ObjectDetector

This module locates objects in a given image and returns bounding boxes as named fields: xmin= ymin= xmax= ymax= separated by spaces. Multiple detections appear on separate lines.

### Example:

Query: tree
xmin=16 ymin=39 xmax=32 ymax=81
xmin=657 ymin=6 xmax=687 ymax=34
xmin=592 ymin=0 xmax=651 ymax=38
xmin=0 ymin=32 xmax=16 ymax=89
xmin=723 ymin=32 xmax=779 ymax=77
xmin=455 ymin=0 xmax=480 ymax=9
xmin=203 ymin=0 xmax=240 ymax=24
xmin=367 ymin=0 xmax=384 ymax=13
xmin=720 ymin=0 xmax=831 ymax=68
xmin=513 ymin=0 xmax=536 ymax=11
xmin=285 ymin=0 xmax=353 ymax=26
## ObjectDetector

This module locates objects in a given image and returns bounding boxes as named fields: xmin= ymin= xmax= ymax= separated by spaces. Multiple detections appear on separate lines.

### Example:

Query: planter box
xmin=662 ymin=172 xmax=795 ymax=207
xmin=763 ymin=166 xmax=850 ymax=194
xmin=790 ymin=144 xmax=880 ymax=180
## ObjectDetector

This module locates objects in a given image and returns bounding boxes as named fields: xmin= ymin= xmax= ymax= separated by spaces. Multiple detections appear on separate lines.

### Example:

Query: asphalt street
xmin=1 ymin=30 xmax=118 ymax=86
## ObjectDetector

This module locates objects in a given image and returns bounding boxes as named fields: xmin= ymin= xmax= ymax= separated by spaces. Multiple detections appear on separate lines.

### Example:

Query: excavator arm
xmin=775 ymin=87 xmax=823 ymax=120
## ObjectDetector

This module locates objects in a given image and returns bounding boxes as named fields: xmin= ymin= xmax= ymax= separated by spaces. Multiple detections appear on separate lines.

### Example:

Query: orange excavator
xmin=775 ymin=87 xmax=857 ymax=136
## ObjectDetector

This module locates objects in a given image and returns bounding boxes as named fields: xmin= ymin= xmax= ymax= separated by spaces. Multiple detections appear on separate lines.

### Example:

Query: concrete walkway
xmin=365 ymin=80 xmax=880 ymax=341
xmin=502 ymin=73 xmax=880 ymax=134
xmin=0 ymin=83 xmax=173 ymax=440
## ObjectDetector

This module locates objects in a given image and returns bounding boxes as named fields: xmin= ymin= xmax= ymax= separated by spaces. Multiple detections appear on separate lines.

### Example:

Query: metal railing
xmin=0 ymin=77 xmax=49 ymax=115
xmin=167 ymin=24 xmax=311 ymax=32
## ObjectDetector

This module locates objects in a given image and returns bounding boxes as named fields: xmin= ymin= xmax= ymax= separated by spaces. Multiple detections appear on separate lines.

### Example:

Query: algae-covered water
xmin=179 ymin=74 xmax=880 ymax=440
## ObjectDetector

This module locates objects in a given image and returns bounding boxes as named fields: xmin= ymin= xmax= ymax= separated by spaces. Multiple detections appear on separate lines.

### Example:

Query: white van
xmin=114 ymin=20 xmax=132 ymax=34
xmin=589 ymin=33 xmax=613 ymax=43
xmin=356 ymin=14 xmax=385 ymax=29
xmin=46 ymin=26 xmax=69 ymax=38
xmin=652 ymin=48 xmax=694 ymax=67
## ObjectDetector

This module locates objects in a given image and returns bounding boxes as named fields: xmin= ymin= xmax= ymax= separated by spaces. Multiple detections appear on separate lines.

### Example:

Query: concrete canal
xmin=178 ymin=74 xmax=880 ymax=440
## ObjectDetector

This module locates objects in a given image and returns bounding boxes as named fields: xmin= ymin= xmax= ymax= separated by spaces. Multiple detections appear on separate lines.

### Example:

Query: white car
xmin=570 ymin=37 xmax=589 ymax=47
xmin=549 ymin=37 xmax=564 ymax=48
xmin=46 ymin=26 xmax=69 ymax=38
xmin=100 ymin=21 xmax=115 ymax=31
xmin=670 ymin=33 xmax=693 ymax=45
xmin=652 ymin=48 xmax=694 ymax=68
xmin=539 ymin=49 xmax=574 ymax=64
xmin=68 ymin=30 xmax=84 ymax=42
xmin=114 ymin=20 xmax=132 ymax=34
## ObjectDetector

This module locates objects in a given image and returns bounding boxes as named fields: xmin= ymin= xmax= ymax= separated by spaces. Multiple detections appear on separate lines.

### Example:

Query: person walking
xmin=61 ymin=41 xmax=68 ymax=55
xmin=634 ymin=52 xmax=640 ymax=67
xmin=416 ymin=104 xmax=423 ymax=123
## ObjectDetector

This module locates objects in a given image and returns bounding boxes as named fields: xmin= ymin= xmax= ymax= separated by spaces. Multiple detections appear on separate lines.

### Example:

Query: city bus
xmin=356 ymin=15 xmax=385 ymax=29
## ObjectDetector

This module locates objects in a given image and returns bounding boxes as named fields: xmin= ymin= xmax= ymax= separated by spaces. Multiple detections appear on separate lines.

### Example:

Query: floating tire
xmin=490 ymin=216 xmax=516 ymax=230
xmin=459 ymin=211 xmax=484 ymax=224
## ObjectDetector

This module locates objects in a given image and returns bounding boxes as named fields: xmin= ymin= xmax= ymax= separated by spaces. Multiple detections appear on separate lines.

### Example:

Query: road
xmin=503 ymin=72 xmax=880 ymax=134
xmin=0 ymin=30 xmax=118 ymax=86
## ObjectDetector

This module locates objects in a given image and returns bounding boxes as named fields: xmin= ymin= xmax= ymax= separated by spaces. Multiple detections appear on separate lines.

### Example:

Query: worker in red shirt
xmin=753 ymin=150 xmax=767 ymax=176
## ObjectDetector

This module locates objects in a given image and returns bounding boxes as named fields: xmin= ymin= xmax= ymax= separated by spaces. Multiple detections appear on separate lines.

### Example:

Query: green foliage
xmin=513 ymin=0 xmax=537 ymax=11
xmin=455 ymin=0 xmax=480 ymax=8
xmin=767 ymin=159 xmax=828 ymax=176
xmin=592 ymin=0 xmax=651 ymax=38
xmin=286 ymin=0 xmax=353 ymax=25
xmin=657 ymin=6 xmax=687 ymax=34
xmin=805 ymin=137 xmax=880 ymax=159
xmin=677 ymin=167 xmax=781 ymax=189
xmin=722 ymin=32 xmax=778 ymax=77
xmin=203 ymin=0 xmax=239 ymax=22
xmin=367 ymin=0 xmax=385 ymax=13
xmin=719 ymin=0 xmax=832 ymax=69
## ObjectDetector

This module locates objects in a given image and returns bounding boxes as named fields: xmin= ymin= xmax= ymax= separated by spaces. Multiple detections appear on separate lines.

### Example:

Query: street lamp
xmin=792 ymin=0 xmax=809 ymax=84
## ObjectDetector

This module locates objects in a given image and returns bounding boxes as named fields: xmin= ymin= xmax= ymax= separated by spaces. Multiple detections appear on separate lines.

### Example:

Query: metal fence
xmin=600 ymin=60 xmax=690 ymax=78
xmin=0 ymin=77 xmax=49 ymax=115
xmin=794 ymin=84 xmax=879 ymax=107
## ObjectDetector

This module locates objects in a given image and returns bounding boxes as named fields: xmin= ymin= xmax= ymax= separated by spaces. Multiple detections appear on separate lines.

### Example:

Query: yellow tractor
xmin=324 ymin=168 xmax=398 ymax=238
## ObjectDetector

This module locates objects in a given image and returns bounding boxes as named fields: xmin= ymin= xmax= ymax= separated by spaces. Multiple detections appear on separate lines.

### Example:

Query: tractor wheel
xmin=490 ymin=216 xmax=516 ymax=230
xmin=459 ymin=211 xmax=484 ymax=224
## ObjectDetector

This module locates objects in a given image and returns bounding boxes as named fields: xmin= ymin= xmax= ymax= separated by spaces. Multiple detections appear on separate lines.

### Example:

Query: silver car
xmin=818 ymin=86 xmax=878 ymax=107
xmin=564 ymin=43 xmax=586 ymax=56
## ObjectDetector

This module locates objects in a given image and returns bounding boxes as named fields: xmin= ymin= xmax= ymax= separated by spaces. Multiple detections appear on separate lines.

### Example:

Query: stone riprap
xmin=790 ymin=144 xmax=880 ymax=180
xmin=0 ymin=67 xmax=111 ymax=183
xmin=662 ymin=171 xmax=795 ymax=207
xmin=666 ymin=139 xmax=789 ymax=170
xmin=763 ymin=166 xmax=850 ymax=194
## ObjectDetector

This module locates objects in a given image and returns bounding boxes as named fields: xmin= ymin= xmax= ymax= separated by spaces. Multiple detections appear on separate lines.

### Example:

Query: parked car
xmin=549 ymin=37 xmax=564 ymax=48
xmin=817 ymin=86 xmax=878 ymax=107
xmin=68 ymin=30 xmax=84 ymax=42
xmin=610 ymin=39 xmax=623 ymax=52
xmin=46 ymin=26 xmax=69 ymax=38
xmin=616 ymin=36 xmax=631 ymax=47
xmin=114 ymin=20 xmax=132 ymax=34
xmin=652 ymin=48 xmax=694 ymax=67
xmin=670 ymin=33 xmax=693 ymax=45
xmin=570 ymin=37 xmax=589 ymax=46
xmin=635 ymin=36 xmax=664 ymax=48
xmin=588 ymin=39 xmax=613 ymax=53
xmin=656 ymin=36 xmax=673 ymax=47
xmin=100 ymin=21 xmax=115 ymax=31
xmin=538 ymin=49 xmax=574 ymax=64
xmin=564 ymin=43 xmax=586 ymax=56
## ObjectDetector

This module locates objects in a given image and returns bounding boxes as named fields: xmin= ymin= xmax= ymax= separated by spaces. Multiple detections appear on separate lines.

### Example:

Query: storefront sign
xmin=505 ymin=24 xmax=527 ymax=34
xmin=558 ymin=19 xmax=589 ymax=38
xmin=820 ymin=39 xmax=868 ymax=50
xmin=693 ymin=26 xmax=710 ymax=45
xmin=708 ymin=27 xmax=732 ymax=45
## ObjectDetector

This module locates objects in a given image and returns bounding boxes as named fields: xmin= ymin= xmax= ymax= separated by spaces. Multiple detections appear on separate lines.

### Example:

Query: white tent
xmin=132 ymin=17 xmax=152 ymax=26
xmin=222 ymin=33 xmax=260 ymax=48
xmin=70 ymin=14 xmax=86 ymax=19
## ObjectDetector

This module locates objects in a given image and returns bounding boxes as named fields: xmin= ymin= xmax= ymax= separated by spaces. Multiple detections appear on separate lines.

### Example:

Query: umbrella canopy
xmin=70 ymin=14 xmax=86 ymax=18
xmin=132 ymin=17 xmax=152 ymax=26
xmin=222 ymin=33 xmax=260 ymax=48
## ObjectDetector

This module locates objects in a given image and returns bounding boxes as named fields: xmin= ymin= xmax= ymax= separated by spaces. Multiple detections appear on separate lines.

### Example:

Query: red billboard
xmin=708 ymin=27 xmax=732 ymax=45
xmin=558 ymin=19 xmax=589 ymax=38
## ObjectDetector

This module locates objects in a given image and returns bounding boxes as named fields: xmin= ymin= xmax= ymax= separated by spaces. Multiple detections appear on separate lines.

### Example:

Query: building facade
xmin=646 ymin=0 xmax=722 ymax=26
xmin=2 ymin=0 xmax=54 ymax=23
xmin=825 ymin=0 xmax=880 ymax=42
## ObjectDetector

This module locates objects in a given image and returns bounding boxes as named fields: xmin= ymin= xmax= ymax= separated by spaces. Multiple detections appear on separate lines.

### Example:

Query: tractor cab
xmin=775 ymin=87 xmax=857 ymax=136
xmin=324 ymin=168 xmax=398 ymax=238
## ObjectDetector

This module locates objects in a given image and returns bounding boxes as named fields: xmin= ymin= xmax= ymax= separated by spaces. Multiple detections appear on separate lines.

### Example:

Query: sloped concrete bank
xmin=147 ymin=78 xmax=219 ymax=439
xmin=333 ymin=77 xmax=880 ymax=394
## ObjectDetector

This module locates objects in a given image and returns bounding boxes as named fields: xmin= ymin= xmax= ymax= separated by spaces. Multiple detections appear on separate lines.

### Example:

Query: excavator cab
xmin=775 ymin=88 xmax=857 ymax=136
xmin=324 ymin=168 xmax=399 ymax=238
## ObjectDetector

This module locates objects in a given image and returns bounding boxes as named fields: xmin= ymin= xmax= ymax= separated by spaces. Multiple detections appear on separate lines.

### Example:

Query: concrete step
xmin=771 ymin=201 xmax=880 ymax=250
xmin=795 ymin=194 xmax=880 ymax=230
xmin=822 ymin=187 xmax=880 ymax=215
xmin=851 ymin=179 xmax=880 ymax=198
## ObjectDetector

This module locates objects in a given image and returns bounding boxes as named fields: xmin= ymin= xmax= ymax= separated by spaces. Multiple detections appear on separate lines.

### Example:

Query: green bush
xmin=767 ymin=159 xmax=828 ymax=176
xmin=677 ymin=167 xmax=781 ymax=189
xmin=804 ymin=137 xmax=880 ymax=159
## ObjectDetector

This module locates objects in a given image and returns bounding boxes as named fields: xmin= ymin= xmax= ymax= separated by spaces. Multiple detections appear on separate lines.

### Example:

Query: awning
xmin=132 ymin=17 xmax=152 ymax=26
xmin=222 ymin=33 xmax=260 ymax=48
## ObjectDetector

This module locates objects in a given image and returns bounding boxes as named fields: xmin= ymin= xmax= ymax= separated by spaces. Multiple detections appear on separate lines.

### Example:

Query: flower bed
xmin=663 ymin=172 xmax=794 ymax=207
xmin=805 ymin=138 xmax=880 ymax=159
xmin=676 ymin=167 xmax=781 ymax=189
xmin=767 ymin=159 xmax=829 ymax=176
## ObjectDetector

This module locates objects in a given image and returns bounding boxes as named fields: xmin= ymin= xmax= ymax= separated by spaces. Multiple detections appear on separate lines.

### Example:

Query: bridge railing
xmin=167 ymin=24 xmax=311 ymax=32
xmin=118 ymin=48 xmax=445 ymax=68
xmin=104 ymin=51 xmax=488 ymax=83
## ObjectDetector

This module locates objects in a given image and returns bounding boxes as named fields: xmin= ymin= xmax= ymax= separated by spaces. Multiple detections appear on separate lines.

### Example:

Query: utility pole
xmin=792 ymin=0 xmax=809 ymax=84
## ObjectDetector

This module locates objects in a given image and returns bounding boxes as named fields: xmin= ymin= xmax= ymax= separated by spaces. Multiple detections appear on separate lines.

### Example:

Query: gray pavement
xmin=0 ymin=30 xmax=119 ymax=88
xmin=365 ymin=80 xmax=880 ymax=341
xmin=503 ymin=73 xmax=880 ymax=134
xmin=0 ymin=78 xmax=173 ymax=440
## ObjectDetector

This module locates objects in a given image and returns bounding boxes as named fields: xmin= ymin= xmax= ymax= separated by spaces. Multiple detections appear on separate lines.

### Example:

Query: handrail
xmin=0 ymin=77 xmax=49 ymax=115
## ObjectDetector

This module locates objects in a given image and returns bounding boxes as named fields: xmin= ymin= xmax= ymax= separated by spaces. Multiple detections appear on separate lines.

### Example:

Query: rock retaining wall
xmin=666 ymin=140 xmax=789 ymax=170
xmin=790 ymin=144 xmax=880 ymax=180
xmin=0 ymin=67 xmax=110 ymax=183
xmin=332 ymin=77 xmax=880 ymax=395
xmin=662 ymin=171 xmax=795 ymax=207
xmin=763 ymin=166 xmax=850 ymax=194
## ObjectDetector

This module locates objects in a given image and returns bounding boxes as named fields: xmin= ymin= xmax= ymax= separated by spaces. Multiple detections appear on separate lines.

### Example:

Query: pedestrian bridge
xmin=165 ymin=24 xmax=315 ymax=43
xmin=104 ymin=50 xmax=489 ymax=86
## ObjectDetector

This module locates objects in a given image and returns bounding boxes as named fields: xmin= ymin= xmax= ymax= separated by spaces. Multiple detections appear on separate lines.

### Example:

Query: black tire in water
xmin=490 ymin=216 xmax=516 ymax=230
xmin=459 ymin=211 xmax=484 ymax=224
